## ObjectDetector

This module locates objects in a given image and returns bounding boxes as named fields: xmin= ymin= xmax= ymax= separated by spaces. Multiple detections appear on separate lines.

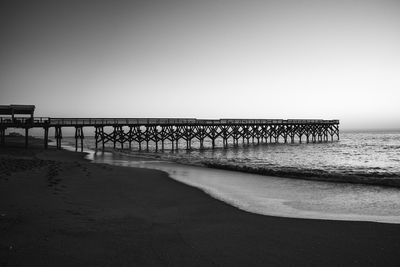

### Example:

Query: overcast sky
xmin=1 ymin=0 xmax=399 ymax=129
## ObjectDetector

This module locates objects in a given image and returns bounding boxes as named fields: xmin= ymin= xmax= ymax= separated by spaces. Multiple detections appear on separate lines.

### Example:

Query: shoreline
xmin=2 ymin=140 xmax=400 ymax=265
xmin=52 ymin=140 xmax=400 ymax=224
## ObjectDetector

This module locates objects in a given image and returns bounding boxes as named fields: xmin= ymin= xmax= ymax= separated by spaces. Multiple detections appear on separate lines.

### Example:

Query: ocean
xmin=62 ymin=130 xmax=400 ymax=223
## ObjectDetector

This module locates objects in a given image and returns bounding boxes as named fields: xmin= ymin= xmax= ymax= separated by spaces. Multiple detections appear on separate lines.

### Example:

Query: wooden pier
xmin=0 ymin=117 xmax=339 ymax=151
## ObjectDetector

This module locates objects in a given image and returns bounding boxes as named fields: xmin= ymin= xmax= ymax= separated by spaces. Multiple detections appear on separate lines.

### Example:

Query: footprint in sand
xmin=65 ymin=209 xmax=83 ymax=216
xmin=46 ymin=163 xmax=67 ymax=194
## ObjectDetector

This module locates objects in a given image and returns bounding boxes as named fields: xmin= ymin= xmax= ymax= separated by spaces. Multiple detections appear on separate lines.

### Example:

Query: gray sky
xmin=1 ymin=0 xmax=400 ymax=129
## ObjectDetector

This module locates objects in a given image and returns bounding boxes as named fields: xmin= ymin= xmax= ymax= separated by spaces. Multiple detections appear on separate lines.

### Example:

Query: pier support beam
xmin=112 ymin=126 xmax=118 ymax=149
xmin=44 ymin=127 xmax=49 ymax=149
xmin=94 ymin=126 xmax=102 ymax=150
xmin=0 ymin=127 xmax=5 ymax=147
xmin=128 ymin=126 xmax=133 ymax=149
xmin=55 ymin=127 xmax=62 ymax=149
xmin=199 ymin=138 xmax=204 ymax=149
xmin=25 ymin=127 xmax=29 ymax=148
xmin=75 ymin=126 xmax=84 ymax=152
xmin=336 ymin=125 xmax=340 ymax=140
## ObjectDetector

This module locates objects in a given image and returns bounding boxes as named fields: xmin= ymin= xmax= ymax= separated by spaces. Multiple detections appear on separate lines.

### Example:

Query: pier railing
xmin=0 ymin=117 xmax=339 ymax=126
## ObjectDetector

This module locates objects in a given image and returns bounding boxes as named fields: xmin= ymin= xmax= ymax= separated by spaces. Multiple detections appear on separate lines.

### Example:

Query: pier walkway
xmin=0 ymin=117 xmax=339 ymax=151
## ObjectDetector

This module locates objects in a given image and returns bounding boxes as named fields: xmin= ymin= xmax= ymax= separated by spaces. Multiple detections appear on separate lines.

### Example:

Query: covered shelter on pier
xmin=0 ymin=105 xmax=35 ymax=122
xmin=0 ymin=105 xmax=36 ymax=148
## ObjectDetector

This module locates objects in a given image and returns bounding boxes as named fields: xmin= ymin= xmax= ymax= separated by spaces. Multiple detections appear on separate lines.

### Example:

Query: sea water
xmin=62 ymin=130 xmax=400 ymax=223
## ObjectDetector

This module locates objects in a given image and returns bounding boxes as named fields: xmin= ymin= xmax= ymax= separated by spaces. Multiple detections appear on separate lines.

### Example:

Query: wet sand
xmin=1 ymin=138 xmax=400 ymax=266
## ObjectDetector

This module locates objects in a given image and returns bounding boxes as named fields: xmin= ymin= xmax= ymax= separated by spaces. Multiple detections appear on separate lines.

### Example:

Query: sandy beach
xmin=1 ymin=138 xmax=400 ymax=266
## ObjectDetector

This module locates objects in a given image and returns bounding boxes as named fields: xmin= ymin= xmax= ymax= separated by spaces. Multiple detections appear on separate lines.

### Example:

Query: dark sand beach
xmin=1 ymin=138 xmax=400 ymax=266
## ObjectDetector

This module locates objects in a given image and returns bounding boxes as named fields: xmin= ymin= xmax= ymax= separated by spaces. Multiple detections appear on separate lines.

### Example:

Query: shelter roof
xmin=0 ymin=105 xmax=35 ymax=115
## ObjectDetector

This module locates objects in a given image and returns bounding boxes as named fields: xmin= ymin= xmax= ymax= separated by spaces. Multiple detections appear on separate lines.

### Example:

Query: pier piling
xmin=0 ymin=127 xmax=5 ymax=146
xmin=75 ymin=126 xmax=84 ymax=152
xmin=55 ymin=127 xmax=62 ymax=149
xmin=44 ymin=127 xmax=49 ymax=149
